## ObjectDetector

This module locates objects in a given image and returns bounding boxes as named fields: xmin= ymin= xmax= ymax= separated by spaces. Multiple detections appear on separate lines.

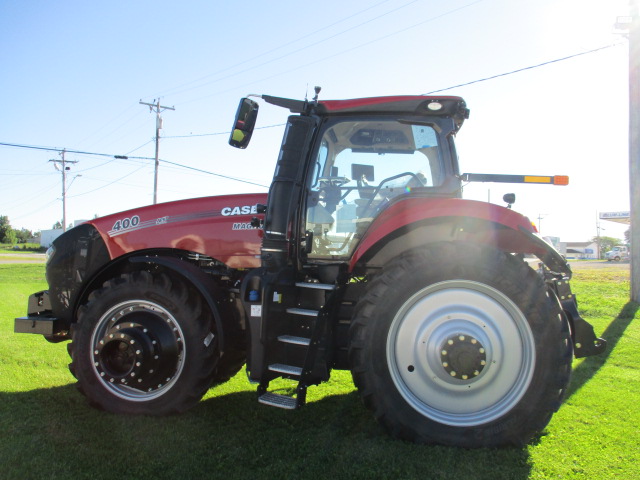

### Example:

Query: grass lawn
xmin=0 ymin=261 xmax=638 ymax=480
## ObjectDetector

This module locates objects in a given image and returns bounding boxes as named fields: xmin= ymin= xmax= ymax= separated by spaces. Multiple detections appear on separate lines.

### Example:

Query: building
xmin=39 ymin=220 xmax=87 ymax=248
xmin=558 ymin=241 xmax=598 ymax=260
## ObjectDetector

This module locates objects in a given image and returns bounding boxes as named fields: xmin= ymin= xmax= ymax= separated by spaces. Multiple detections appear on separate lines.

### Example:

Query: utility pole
xmin=49 ymin=149 xmax=78 ymax=233
xmin=537 ymin=213 xmax=547 ymax=235
xmin=596 ymin=212 xmax=604 ymax=260
xmin=140 ymin=99 xmax=175 ymax=204
xmin=629 ymin=1 xmax=640 ymax=302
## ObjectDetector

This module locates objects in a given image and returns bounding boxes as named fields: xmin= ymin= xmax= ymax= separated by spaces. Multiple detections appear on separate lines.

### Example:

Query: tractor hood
xmin=87 ymin=193 xmax=267 ymax=268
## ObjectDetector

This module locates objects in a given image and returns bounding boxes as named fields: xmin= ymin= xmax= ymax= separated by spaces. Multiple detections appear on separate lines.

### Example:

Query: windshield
xmin=306 ymin=119 xmax=444 ymax=258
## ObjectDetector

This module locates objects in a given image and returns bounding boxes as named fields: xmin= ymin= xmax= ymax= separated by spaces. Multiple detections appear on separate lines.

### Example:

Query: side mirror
xmin=229 ymin=98 xmax=259 ymax=149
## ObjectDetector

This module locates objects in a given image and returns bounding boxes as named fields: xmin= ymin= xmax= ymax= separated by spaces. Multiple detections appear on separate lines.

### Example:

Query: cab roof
xmin=261 ymin=94 xmax=469 ymax=130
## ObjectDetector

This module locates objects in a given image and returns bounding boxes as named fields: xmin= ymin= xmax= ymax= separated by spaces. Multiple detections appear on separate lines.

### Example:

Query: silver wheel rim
xmin=89 ymin=300 xmax=186 ymax=402
xmin=386 ymin=280 xmax=535 ymax=427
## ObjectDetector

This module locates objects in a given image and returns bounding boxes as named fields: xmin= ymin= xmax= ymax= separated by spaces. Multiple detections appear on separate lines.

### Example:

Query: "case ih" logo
xmin=221 ymin=205 xmax=258 ymax=216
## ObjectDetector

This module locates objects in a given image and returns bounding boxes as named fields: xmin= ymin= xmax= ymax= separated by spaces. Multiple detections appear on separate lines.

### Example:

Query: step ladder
xmin=257 ymin=281 xmax=336 ymax=409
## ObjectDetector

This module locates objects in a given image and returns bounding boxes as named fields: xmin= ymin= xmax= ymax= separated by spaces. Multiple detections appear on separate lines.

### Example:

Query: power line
xmin=423 ymin=43 xmax=625 ymax=94
xmin=0 ymin=140 xmax=266 ymax=188
xmin=0 ymin=141 xmax=155 ymax=160
xmin=176 ymin=0 xmax=487 ymax=106
xmin=158 ymin=158 xmax=268 ymax=188
xmin=150 ymin=0 xmax=408 ymax=99
xmin=163 ymin=123 xmax=286 ymax=139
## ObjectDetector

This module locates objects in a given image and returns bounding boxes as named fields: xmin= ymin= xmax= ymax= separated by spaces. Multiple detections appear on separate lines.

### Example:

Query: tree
xmin=3 ymin=229 xmax=17 ymax=245
xmin=0 ymin=215 xmax=14 ymax=243
xmin=52 ymin=220 xmax=63 ymax=230
xmin=594 ymin=235 xmax=622 ymax=259
xmin=14 ymin=228 xmax=33 ymax=243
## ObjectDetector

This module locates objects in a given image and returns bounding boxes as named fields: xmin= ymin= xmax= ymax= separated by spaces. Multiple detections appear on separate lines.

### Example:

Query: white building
xmin=558 ymin=241 xmax=598 ymax=260
xmin=39 ymin=220 xmax=88 ymax=248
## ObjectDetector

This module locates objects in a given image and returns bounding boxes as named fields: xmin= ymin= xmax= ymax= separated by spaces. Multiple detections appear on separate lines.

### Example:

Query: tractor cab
xmin=230 ymin=92 xmax=468 ymax=264
xmin=229 ymin=91 xmax=471 ymax=407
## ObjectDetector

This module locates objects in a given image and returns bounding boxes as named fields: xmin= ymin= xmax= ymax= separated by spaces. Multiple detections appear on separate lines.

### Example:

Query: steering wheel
xmin=358 ymin=172 xmax=422 ymax=218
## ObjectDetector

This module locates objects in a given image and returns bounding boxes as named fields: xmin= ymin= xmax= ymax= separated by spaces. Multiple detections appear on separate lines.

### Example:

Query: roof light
xmin=427 ymin=101 xmax=443 ymax=111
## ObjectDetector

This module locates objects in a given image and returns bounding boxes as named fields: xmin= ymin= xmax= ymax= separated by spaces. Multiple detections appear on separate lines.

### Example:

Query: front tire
xmin=348 ymin=243 xmax=572 ymax=447
xmin=69 ymin=271 xmax=219 ymax=414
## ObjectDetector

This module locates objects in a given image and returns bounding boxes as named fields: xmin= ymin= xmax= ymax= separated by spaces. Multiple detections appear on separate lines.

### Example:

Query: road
xmin=0 ymin=252 xmax=46 ymax=264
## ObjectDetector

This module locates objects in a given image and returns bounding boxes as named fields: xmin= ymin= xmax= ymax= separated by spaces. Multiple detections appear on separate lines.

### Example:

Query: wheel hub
xmin=440 ymin=334 xmax=487 ymax=380
xmin=91 ymin=303 xmax=183 ymax=397
xmin=95 ymin=324 xmax=164 ymax=389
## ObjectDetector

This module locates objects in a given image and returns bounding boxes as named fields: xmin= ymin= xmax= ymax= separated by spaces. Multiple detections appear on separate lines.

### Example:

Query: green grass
xmin=0 ymin=243 xmax=46 ymax=253
xmin=1 ymin=262 xmax=638 ymax=479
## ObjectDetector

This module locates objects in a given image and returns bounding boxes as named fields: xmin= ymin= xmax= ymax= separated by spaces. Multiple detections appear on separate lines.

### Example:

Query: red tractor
xmin=16 ymin=89 xmax=605 ymax=447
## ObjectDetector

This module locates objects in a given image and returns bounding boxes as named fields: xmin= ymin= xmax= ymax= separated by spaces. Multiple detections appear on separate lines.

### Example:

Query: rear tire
xmin=348 ymin=243 xmax=572 ymax=447
xmin=69 ymin=271 xmax=219 ymax=414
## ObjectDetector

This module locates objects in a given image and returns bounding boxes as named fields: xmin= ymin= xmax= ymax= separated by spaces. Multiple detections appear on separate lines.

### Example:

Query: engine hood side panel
xmin=89 ymin=193 xmax=267 ymax=268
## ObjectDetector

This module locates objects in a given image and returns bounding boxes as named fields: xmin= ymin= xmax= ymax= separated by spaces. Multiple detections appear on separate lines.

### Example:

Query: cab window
xmin=305 ymin=119 xmax=443 ymax=258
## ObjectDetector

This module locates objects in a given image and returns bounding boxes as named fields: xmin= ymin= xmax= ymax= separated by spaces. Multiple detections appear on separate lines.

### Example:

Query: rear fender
xmin=349 ymin=197 xmax=569 ymax=274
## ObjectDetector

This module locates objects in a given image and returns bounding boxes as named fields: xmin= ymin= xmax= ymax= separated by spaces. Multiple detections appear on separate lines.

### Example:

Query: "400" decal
xmin=112 ymin=215 xmax=140 ymax=232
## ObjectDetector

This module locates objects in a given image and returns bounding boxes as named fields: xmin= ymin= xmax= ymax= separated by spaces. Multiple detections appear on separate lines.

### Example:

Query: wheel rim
xmin=386 ymin=280 xmax=536 ymax=427
xmin=89 ymin=300 xmax=186 ymax=402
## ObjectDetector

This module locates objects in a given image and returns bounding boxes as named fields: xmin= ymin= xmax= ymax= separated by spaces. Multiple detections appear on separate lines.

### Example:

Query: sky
xmin=0 ymin=0 xmax=632 ymax=243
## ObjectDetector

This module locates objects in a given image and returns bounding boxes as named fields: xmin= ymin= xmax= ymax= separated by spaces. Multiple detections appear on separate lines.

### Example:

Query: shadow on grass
xmin=566 ymin=301 xmax=640 ymax=399
xmin=0 ymin=382 xmax=533 ymax=480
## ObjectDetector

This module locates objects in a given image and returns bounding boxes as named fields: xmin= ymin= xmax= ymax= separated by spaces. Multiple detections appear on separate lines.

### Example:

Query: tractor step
xmin=286 ymin=308 xmax=319 ymax=317
xmin=278 ymin=335 xmax=311 ymax=346
xmin=295 ymin=282 xmax=336 ymax=291
xmin=268 ymin=363 xmax=303 ymax=376
xmin=258 ymin=392 xmax=298 ymax=410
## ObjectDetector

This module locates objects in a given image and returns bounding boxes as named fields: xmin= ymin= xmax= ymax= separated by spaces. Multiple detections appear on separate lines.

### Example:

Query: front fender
xmin=128 ymin=255 xmax=232 ymax=356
